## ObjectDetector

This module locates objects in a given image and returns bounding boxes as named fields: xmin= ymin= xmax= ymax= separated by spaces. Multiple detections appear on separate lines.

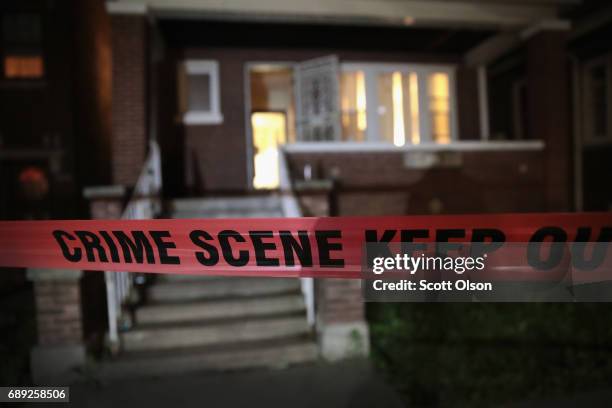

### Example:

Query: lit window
xmin=428 ymin=72 xmax=451 ymax=144
xmin=340 ymin=71 xmax=367 ymax=141
xmin=4 ymin=55 xmax=44 ymax=78
xmin=178 ymin=60 xmax=223 ymax=125
xmin=377 ymin=72 xmax=420 ymax=146
xmin=339 ymin=63 xmax=455 ymax=145
xmin=2 ymin=13 xmax=44 ymax=79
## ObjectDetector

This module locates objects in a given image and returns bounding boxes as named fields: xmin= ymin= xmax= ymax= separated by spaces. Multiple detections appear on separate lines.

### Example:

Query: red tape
xmin=0 ymin=212 xmax=610 ymax=278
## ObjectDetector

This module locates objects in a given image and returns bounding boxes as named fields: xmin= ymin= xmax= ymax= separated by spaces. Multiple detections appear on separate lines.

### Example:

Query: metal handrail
xmin=278 ymin=146 xmax=315 ymax=327
xmin=105 ymin=140 xmax=162 ymax=352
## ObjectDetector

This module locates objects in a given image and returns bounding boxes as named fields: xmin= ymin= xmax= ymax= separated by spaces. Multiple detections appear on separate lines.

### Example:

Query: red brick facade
xmin=526 ymin=31 xmax=572 ymax=212
xmin=317 ymin=279 xmax=365 ymax=324
xmin=162 ymin=47 xmax=456 ymax=193
xmin=34 ymin=280 xmax=83 ymax=346
xmin=110 ymin=15 xmax=148 ymax=186
xmin=288 ymin=149 xmax=549 ymax=216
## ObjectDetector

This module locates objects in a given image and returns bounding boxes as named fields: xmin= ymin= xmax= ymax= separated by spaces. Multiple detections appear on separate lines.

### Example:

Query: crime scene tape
xmin=0 ymin=212 xmax=610 ymax=279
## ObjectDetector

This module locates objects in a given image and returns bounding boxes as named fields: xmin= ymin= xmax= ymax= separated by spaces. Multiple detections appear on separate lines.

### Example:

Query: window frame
xmin=0 ymin=12 xmax=46 ymax=82
xmin=178 ymin=60 xmax=223 ymax=125
xmin=582 ymin=55 xmax=612 ymax=145
xmin=340 ymin=62 xmax=458 ymax=145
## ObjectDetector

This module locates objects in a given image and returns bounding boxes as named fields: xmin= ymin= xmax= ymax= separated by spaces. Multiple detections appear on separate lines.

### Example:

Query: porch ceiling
xmin=158 ymin=19 xmax=494 ymax=55
xmin=109 ymin=0 xmax=576 ymax=29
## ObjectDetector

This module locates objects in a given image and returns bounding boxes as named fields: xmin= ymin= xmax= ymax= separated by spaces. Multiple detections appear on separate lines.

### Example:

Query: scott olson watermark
xmin=362 ymin=242 xmax=612 ymax=302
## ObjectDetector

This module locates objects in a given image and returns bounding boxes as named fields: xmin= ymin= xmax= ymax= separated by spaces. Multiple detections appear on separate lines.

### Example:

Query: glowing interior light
xmin=4 ymin=55 xmax=44 ymax=78
xmin=429 ymin=73 xmax=451 ymax=144
xmin=341 ymin=93 xmax=350 ymax=128
xmin=409 ymin=72 xmax=420 ymax=145
xmin=356 ymin=71 xmax=367 ymax=132
xmin=391 ymin=72 xmax=405 ymax=147
xmin=252 ymin=112 xmax=286 ymax=189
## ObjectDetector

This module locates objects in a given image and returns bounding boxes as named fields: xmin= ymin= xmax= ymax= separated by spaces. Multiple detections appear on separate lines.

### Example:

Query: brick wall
xmin=163 ymin=47 xmax=458 ymax=193
xmin=34 ymin=280 xmax=82 ymax=346
xmin=110 ymin=15 xmax=147 ymax=186
xmin=288 ymin=149 xmax=546 ymax=216
xmin=317 ymin=279 xmax=365 ymax=324
xmin=153 ymin=31 xmax=572 ymax=215
xmin=526 ymin=31 xmax=572 ymax=212
xmin=456 ymin=66 xmax=481 ymax=140
xmin=297 ymin=183 xmax=369 ymax=358
xmin=89 ymin=197 xmax=124 ymax=219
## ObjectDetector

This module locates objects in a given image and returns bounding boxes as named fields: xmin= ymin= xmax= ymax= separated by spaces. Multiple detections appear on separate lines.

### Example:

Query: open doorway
xmin=247 ymin=64 xmax=295 ymax=189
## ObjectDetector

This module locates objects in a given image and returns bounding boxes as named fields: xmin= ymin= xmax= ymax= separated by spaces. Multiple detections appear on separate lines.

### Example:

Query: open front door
xmin=294 ymin=55 xmax=341 ymax=141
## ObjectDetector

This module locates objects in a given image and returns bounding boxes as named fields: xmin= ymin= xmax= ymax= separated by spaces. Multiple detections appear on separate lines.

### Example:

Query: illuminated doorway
xmin=251 ymin=111 xmax=287 ymax=189
xmin=248 ymin=64 xmax=295 ymax=189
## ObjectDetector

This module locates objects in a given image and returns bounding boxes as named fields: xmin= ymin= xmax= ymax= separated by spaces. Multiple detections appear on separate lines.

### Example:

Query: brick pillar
xmin=525 ymin=30 xmax=572 ymax=211
xmin=110 ymin=10 xmax=148 ymax=186
xmin=28 ymin=269 xmax=85 ymax=385
xmin=456 ymin=66 xmax=481 ymax=140
xmin=317 ymin=279 xmax=370 ymax=361
xmin=296 ymin=179 xmax=370 ymax=360
xmin=84 ymin=185 xmax=126 ymax=219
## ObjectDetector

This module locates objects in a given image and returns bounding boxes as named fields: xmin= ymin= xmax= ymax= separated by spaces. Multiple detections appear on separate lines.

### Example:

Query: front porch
xmin=25 ymin=0 xmax=580 ymax=392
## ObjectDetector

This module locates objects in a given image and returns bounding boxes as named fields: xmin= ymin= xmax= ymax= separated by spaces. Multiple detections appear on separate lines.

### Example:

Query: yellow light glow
xmin=356 ymin=71 xmax=367 ymax=131
xmin=341 ymin=93 xmax=350 ymax=128
xmin=430 ymin=73 xmax=449 ymax=98
xmin=391 ymin=72 xmax=405 ymax=147
xmin=409 ymin=73 xmax=420 ymax=145
xmin=252 ymin=112 xmax=286 ymax=189
xmin=429 ymin=73 xmax=450 ymax=144
xmin=4 ymin=55 xmax=44 ymax=79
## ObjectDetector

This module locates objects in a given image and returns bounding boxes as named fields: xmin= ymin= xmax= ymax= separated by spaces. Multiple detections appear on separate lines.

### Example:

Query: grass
xmin=368 ymin=303 xmax=612 ymax=407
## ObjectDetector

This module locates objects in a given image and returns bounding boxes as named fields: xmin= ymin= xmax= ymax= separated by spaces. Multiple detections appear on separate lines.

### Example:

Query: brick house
xmin=1 ymin=0 xmax=611 ymax=384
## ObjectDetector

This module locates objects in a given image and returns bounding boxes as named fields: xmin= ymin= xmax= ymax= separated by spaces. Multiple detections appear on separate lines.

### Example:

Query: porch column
xmin=317 ymin=279 xmax=370 ymax=361
xmin=525 ymin=28 xmax=572 ymax=211
xmin=108 ymin=3 xmax=148 ymax=186
xmin=28 ymin=269 xmax=85 ymax=385
xmin=296 ymin=179 xmax=370 ymax=360
xmin=84 ymin=185 xmax=126 ymax=220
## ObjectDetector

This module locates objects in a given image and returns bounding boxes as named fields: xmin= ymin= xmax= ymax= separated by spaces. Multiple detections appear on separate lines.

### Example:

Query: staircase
xmin=99 ymin=195 xmax=317 ymax=379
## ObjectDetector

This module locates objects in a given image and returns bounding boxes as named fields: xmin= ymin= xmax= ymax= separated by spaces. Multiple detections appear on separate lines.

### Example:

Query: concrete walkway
xmin=67 ymin=359 xmax=405 ymax=408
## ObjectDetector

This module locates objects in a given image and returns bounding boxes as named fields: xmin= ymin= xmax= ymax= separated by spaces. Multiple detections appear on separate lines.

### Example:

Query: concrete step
xmin=97 ymin=340 xmax=318 ymax=380
xmin=121 ymin=316 xmax=310 ymax=352
xmin=157 ymin=273 xmax=226 ymax=283
xmin=171 ymin=196 xmax=282 ymax=214
xmin=136 ymin=294 xmax=306 ymax=325
xmin=173 ymin=209 xmax=283 ymax=219
xmin=147 ymin=278 xmax=300 ymax=303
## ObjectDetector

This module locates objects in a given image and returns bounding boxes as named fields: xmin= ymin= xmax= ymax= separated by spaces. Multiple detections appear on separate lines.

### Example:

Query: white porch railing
xmin=278 ymin=147 xmax=315 ymax=327
xmin=105 ymin=140 xmax=162 ymax=351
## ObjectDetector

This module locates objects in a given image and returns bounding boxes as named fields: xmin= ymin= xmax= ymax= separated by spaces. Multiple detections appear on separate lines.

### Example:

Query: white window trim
xmin=179 ymin=60 xmax=223 ymax=125
xmin=582 ymin=55 xmax=612 ymax=145
xmin=284 ymin=140 xmax=544 ymax=153
xmin=340 ymin=62 xmax=459 ymax=145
